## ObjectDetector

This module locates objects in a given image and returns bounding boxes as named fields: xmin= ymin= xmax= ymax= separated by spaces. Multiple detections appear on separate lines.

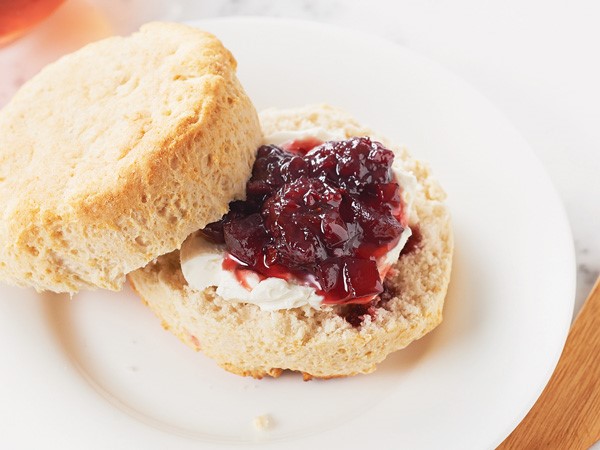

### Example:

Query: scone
xmin=0 ymin=23 xmax=452 ymax=380
xmin=128 ymin=104 xmax=453 ymax=379
xmin=0 ymin=22 xmax=261 ymax=292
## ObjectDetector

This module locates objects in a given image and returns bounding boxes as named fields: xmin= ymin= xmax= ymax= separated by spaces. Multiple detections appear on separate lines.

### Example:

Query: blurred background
xmin=1 ymin=0 xmax=599 ymax=316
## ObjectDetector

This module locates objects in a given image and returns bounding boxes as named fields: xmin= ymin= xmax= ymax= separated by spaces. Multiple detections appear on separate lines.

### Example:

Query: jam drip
xmin=202 ymin=137 xmax=406 ymax=305
xmin=340 ymin=282 xmax=397 ymax=326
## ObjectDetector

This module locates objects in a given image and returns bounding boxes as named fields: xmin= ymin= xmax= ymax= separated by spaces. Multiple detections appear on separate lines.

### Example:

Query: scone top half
xmin=0 ymin=23 xmax=262 ymax=292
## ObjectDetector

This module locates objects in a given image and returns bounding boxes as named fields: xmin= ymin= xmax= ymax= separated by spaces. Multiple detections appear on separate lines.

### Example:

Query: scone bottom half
xmin=0 ymin=22 xmax=262 ymax=292
xmin=127 ymin=104 xmax=453 ymax=380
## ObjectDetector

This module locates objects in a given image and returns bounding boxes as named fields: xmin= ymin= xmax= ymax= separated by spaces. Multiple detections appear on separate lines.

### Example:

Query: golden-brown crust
xmin=127 ymin=104 xmax=453 ymax=379
xmin=0 ymin=22 xmax=262 ymax=292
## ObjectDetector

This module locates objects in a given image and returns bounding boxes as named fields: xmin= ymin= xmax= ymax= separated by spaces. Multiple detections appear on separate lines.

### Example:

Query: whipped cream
xmin=180 ymin=131 xmax=417 ymax=311
xmin=180 ymin=234 xmax=325 ymax=310
xmin=181 ymin=227 xmax=410 ymax=312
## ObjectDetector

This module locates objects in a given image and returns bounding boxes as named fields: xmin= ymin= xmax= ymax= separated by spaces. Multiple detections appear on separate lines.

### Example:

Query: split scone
xmin=0 ymin=22 xmax=452 ymax=380
xmin=128 ymin=104 xmax=453 ymax=379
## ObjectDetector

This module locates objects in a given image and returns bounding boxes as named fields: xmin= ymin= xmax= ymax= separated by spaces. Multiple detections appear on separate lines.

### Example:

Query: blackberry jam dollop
xmin=201 ymin=136 xmax=409 ymax=305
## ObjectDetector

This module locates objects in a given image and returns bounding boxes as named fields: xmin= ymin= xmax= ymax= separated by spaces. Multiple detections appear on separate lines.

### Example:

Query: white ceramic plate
xmin=0 ymin=18 xmax=575 ymax=450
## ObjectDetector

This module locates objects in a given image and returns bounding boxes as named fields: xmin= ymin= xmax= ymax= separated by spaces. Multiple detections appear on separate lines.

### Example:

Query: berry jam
xmin=340 ymin=283 xmax=397 ymax=327
xmin=201 ymin=136 xmax=406 ymax=305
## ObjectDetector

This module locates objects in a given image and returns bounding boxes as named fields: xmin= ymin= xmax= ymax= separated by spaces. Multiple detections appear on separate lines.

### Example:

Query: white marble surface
xmin=1 ymin=0 xmax=597 ymax=317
